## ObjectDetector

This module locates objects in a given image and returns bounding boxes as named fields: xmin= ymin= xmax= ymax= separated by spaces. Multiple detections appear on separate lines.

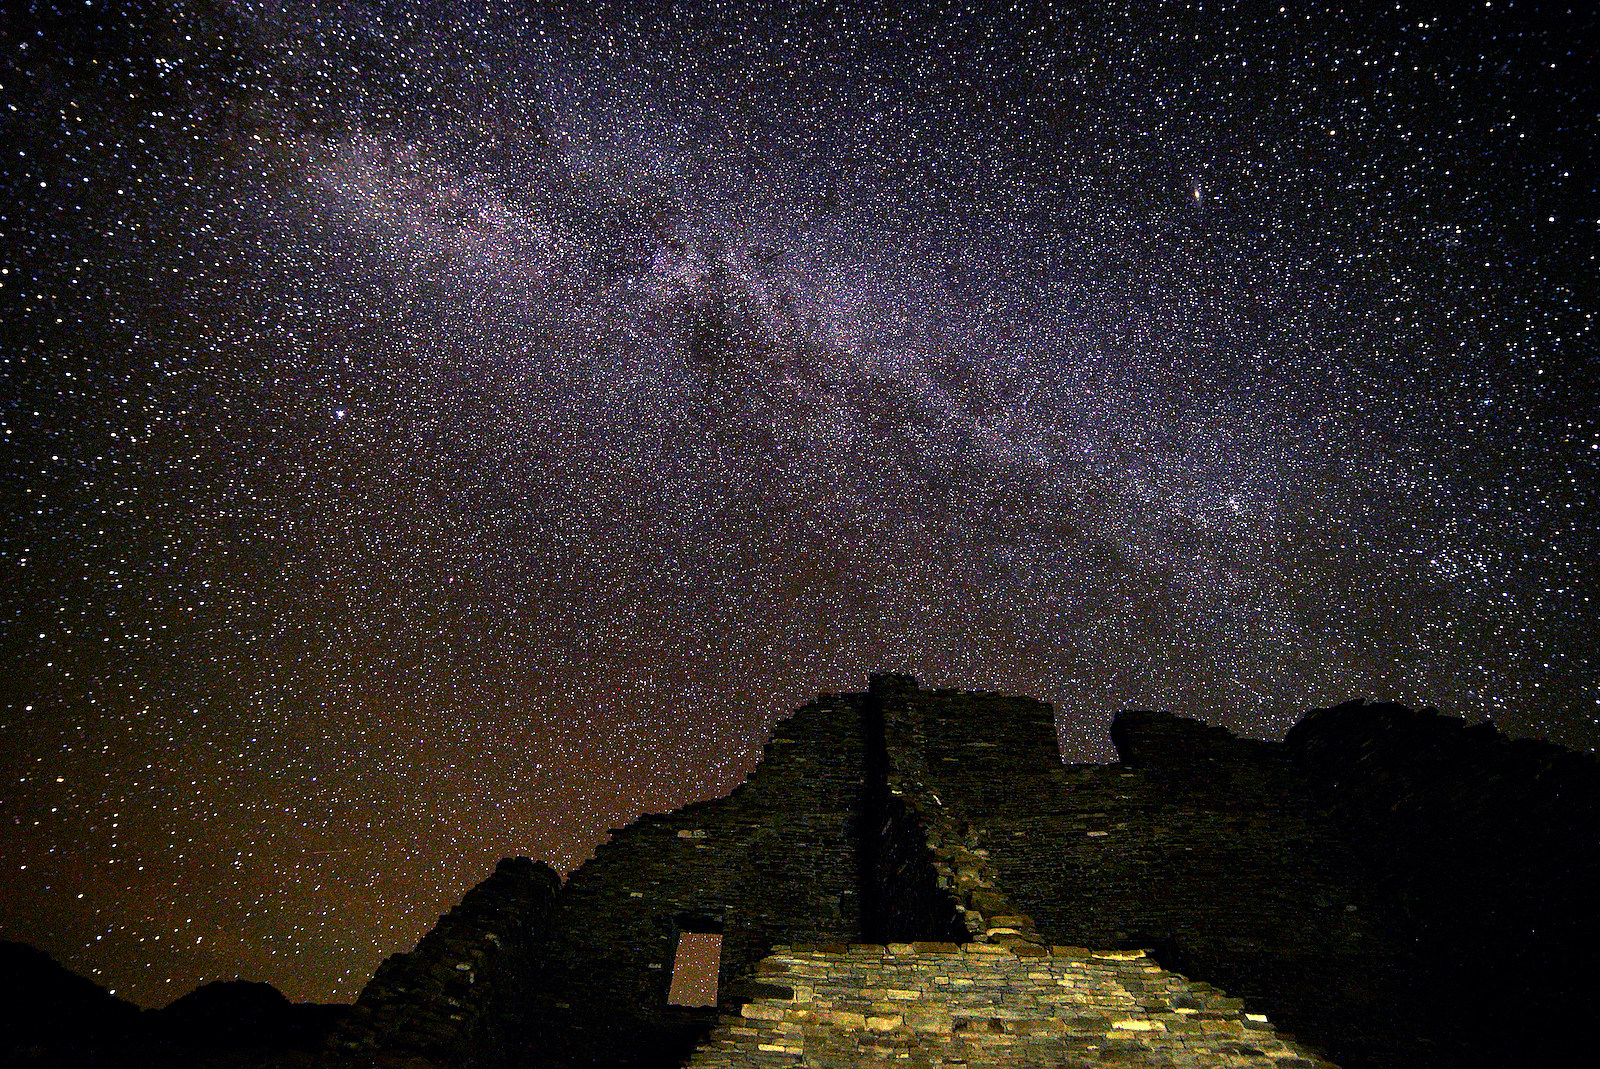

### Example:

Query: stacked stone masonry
xmin=328 ymin=856 xmax=561 ymax=1066
xmin=311 ymin=676 xmax=1596 ymax=1069
xmin=883 ymin=694 xmax=1407 ymax=1066
xmin=686 ymin=944 xmax=1332 ymax=1069
xmin=870 ymin=674 xmax=1054 ymax=951
xmin=510 ymin=694 xmax=874 ymax=1069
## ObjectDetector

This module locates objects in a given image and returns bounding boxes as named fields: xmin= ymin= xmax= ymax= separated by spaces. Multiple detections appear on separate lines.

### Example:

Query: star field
xmin=1 ymin=0 xmax=1595 ymax=1007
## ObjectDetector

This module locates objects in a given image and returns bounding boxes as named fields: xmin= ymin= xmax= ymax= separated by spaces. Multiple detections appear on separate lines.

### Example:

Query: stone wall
xmin=859 ymin=676 xmax=969 ymax=945
xmin=313 ymin=678 xmax=1596 ymax=1069
xmin=885 ymin=689 xmax=1415 ymax=1069
xmin=325 ymin=855 xmax=561 ymax=1068
xmin=685 ymin=943 xmax=1333 ymax=1069
xmin=1287 ymin=700 xmax=1600 ymax=1068
xmin=873 ymin=677 xmax=1055 ymax=950
xmin=510 ymin=693 xmax=872 ymax=1069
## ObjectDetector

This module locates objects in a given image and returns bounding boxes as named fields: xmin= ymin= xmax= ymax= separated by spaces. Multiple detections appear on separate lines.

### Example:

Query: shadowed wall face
xmin=514 ymin=694 xmax=871 ymax=1068
xmin=328 ymin=857 xmax=562 ymax=1066
xmin=908 ymin=701 xmax=1407 ymax=1069
xmin=1285 ymin=701 xmax=1600 ymax=1069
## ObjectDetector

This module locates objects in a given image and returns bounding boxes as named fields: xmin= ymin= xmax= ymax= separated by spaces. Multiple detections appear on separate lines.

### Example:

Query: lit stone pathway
xmin=686 ymin=943 xmax=1335 ymax=1068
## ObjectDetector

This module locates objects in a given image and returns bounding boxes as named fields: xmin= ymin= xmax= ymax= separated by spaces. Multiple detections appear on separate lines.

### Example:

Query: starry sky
xmin=1 ymin=0 xmax=1594 ymax=1009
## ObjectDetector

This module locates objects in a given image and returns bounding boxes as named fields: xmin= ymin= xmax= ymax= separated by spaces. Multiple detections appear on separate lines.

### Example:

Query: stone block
xmin=741 ymin=1003 xmax=786 ymax=1021
xmin=903 ymin=1006 xmax=954 ymax=1033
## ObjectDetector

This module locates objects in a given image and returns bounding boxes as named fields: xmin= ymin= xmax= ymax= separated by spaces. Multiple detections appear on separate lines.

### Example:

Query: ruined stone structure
xmin=323 ymin=676 xmax=1598 ymax=1069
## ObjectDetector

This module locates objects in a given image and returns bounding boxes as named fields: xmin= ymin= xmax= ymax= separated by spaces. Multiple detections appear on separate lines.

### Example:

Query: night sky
xmin=1 ymin=0 xmax=1594 ymax=1009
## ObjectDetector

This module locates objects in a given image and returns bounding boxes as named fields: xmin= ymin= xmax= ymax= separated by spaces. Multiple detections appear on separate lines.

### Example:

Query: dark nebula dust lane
xmin=1 ymin=0 xmax=1595 ymax=1007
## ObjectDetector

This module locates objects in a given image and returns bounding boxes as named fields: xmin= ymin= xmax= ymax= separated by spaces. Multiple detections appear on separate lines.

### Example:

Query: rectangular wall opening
xmin=667 ymin=931 xmax=722 ymax=1007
